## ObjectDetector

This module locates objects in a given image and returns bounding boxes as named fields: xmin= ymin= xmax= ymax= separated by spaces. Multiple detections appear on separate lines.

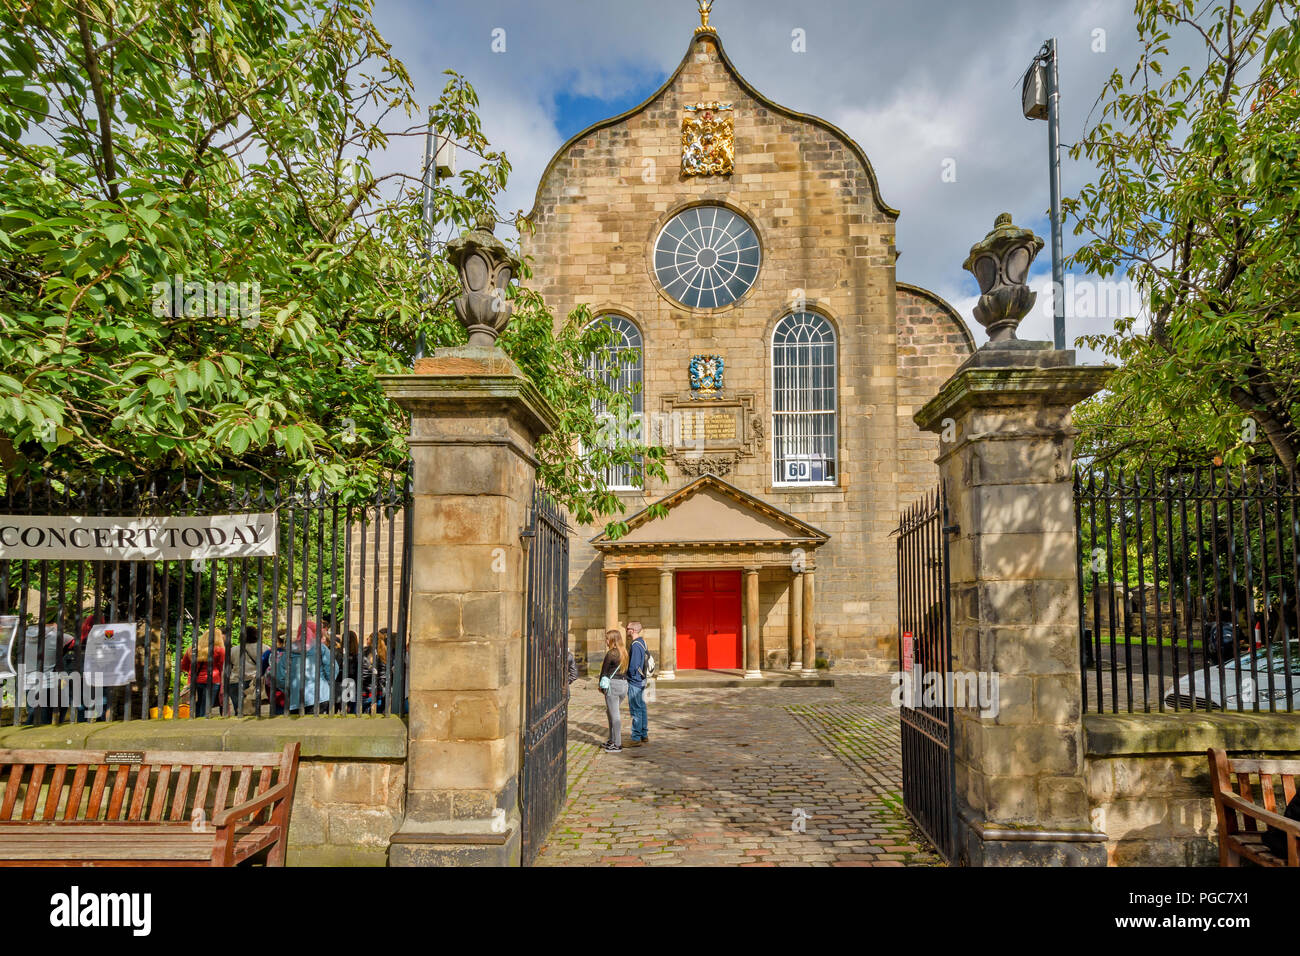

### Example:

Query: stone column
xmin=379 ymin=348 xmax=557 ymax=867
xmin=658 ymin=568 xmax=676 ymax=680
xmin=788 ymin=571 xmax=803 ymax=671
xmin=603 ymin=569 xmax=620 ymax=636
xmin=911 ymin=213 xmax=1112 ymax=866
xmin=800 ymin=570 xmax=817 ymax=676
xmin=743 ymin=568 xmax=761 ymax=678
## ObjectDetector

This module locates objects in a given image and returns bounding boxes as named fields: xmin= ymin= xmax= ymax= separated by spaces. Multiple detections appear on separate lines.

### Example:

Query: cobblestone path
xmin=535 ymin=675 xmax=941 ymax=866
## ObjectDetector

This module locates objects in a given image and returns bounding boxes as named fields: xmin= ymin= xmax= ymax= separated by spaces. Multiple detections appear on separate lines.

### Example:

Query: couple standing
xmin=598 ymin=622 xmax=650 ymax=753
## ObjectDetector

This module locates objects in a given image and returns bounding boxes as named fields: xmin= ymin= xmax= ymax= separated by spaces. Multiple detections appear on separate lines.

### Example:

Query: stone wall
xmin=895 ymin=283 xmax=974 ymax=511
xmin=344 ymin=507 xmax=406 ymax=643
xmin=0 ymin=716 xmax=406 ymax=866
xmin=1085 ymin=711 xmax=1300 ymax=866
xmin=524 ymin=30 xmax=972 ymax=673
xmin=279 ymin=720 xmax=406 ymax=866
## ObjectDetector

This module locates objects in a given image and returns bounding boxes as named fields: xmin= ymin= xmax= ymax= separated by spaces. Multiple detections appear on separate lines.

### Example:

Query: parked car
xmin=1165 ymin=639 xmax=1300 ymax=710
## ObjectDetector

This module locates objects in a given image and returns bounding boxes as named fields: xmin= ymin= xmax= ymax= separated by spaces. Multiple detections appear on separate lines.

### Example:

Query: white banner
xmin=0 ymin=513 xmax=277 ymax=561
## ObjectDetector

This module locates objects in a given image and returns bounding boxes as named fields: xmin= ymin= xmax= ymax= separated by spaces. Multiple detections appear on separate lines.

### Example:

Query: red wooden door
xmin=675 ymin=570 xmax=742 ymax=669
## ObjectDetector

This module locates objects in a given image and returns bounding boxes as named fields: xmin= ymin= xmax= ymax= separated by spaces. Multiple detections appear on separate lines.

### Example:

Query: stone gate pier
xmin=915 ymin=214 xmax=1112 ymax=865
xmin=379 ymin=221 xmax=559 ymax=866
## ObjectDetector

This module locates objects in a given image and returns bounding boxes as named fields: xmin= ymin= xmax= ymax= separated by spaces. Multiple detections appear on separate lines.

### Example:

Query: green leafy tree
xmin=1067 ymin=0 xmax=1300 ymax=471
xmin=0 ymin=0 xmax=662 ymax=529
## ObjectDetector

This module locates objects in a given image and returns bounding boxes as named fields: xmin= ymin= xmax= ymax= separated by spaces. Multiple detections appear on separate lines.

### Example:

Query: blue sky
xmin=370 ymin=0 xmax=1185 ymax=355
xmin=552 ymin=88 xmax=663 ymax=142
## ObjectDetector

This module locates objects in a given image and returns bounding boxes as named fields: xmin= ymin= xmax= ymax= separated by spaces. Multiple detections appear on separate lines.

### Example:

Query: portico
xmin=590 ymin=474 xmax=828 ymax=678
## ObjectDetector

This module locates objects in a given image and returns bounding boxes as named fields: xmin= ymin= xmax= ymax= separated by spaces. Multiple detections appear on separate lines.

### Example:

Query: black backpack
xmin=1263 ymin=792 xmax=1300 ymax=858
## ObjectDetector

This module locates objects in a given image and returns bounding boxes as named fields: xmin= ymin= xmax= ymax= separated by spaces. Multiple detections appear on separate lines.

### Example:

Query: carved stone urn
xmin=446 ymin=213 xmax=518 ymax=347
xmin=962 ymin=213 xmax=1044 ymax=345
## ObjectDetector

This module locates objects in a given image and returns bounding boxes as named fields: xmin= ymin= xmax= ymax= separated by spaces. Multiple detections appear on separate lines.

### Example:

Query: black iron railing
xmin=1075 ymin=465 xmax=1299 ymax=715
xmin=894 ymin=485 xmax=957 ymax=864
xmin=1 ymin=473 xmax=411 ymax=723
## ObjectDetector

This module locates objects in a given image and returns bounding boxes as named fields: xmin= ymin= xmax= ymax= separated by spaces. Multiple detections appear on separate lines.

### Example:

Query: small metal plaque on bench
xmin=104 ymin=751 xmax=144 ymax=764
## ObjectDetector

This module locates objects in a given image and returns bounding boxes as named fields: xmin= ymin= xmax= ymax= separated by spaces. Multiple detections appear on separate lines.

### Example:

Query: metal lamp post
xmin=416 ymin=110 xmax=457 ymax=360
xmin=1022 ymin=38 xmax=1065 ymax=351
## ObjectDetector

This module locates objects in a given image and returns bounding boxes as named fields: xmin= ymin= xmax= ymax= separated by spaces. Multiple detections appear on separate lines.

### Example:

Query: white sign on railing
xmin=0 ymin=615 xmax=17 ymax=681
xmin=0 ymin=514 xmax=277 ymax=561
xmin=84 ymin=623 xmax=138 ymax=687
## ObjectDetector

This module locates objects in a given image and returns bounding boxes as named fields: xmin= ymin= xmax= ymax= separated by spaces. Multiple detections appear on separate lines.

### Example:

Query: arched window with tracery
xmin=771 ymin=311 xmax=837 ymax=485
xmin=585 ymin=315 xmax=644 ymax=490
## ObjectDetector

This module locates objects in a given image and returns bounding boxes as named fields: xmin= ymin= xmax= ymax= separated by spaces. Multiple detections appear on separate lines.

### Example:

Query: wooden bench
xmin=1207 ymin=747 xmax=1300 ymax=867
xmin=0 ymin=743 xmax=299 ymax=866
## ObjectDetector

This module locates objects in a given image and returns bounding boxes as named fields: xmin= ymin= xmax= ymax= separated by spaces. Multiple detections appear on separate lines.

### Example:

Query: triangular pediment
xmin=591 ymin=474 xmax=828 ymax=549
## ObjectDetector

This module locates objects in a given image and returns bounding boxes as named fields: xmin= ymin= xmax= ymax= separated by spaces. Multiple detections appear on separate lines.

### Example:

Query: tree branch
xmin=75 ymin=1 xmax=119 ymax=202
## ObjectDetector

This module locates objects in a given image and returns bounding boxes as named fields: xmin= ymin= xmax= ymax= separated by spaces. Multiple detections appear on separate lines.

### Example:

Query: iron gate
xmin=894 ymin=485 xmax=958 ymax=863
xmin=519 ymin=484 xmax=570 ymax=866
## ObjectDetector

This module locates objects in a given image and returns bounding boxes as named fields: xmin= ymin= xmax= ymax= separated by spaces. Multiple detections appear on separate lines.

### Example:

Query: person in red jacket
xmin=181 ymin=628 xmax=226 ymax=717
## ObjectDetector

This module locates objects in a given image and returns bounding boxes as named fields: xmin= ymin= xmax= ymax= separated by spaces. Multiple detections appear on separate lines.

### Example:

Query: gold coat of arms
xmin=682 ymin=102 xmax=734 ymax=176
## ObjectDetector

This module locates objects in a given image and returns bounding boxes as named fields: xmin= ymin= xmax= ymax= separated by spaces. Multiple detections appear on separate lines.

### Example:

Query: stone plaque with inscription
xmin=679 ymin=409 xmax=739 ymax=444
xmin=658 ymin=393 xmax=759 ymax=477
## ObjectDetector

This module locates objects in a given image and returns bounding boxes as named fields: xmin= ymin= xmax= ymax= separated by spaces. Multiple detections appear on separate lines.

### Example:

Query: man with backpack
xmin=624 ymin=621 xmax=654 ymax=747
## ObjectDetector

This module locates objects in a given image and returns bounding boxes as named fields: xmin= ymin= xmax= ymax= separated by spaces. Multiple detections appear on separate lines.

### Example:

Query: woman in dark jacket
xmin=335 ymin=630 xmax=359 ymax=711
xmin=361 ymin=629 xmax=388 ymax=713
xmin=225 ymin=626 xmax=264 ymax=715
xmin=599 ymin=629 xmax=629 ymax=753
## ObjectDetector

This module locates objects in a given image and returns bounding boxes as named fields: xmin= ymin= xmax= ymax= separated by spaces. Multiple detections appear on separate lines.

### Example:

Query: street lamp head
xmin=1022 ymin=55 xmax=1050 ymax=120
xmin=962 ymin=213 xmax=1045 ymax=346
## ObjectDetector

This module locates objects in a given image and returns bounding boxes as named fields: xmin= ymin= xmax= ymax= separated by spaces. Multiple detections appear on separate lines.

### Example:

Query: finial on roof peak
xmin=695 ymin=0 xmax=715 ymax=33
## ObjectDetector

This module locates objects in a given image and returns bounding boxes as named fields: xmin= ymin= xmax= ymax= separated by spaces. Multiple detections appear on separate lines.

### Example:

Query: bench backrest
xmin=0 ymin=747 xmax=296 ymax=825
xmin=1208 ymin=749 xmax=1300 ymax=832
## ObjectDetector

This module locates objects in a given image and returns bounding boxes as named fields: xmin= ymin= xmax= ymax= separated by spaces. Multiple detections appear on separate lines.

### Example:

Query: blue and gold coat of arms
xmin=689 ymin=354 xmax=724 ymax=396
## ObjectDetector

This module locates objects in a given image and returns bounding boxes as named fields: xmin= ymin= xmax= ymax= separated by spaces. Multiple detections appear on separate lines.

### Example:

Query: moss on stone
xmin=0 ymin=715 xmax=407 ymax=760
xmin=1085 ymin=711 xmax=1300 ymax=756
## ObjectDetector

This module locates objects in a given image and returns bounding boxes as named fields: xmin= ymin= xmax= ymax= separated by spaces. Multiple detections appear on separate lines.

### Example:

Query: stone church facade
xmin=521 ymin=24 xmax=973 ymax=675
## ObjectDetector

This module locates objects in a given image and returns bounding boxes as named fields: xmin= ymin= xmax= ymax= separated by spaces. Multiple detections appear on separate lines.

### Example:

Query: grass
xmin=1087 ymin=633 xmax=1206 ymax=648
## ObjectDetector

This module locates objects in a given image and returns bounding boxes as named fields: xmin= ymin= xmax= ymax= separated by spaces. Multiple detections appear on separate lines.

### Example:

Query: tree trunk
xmin=1229 ymin=384 xmax=1299 ymax=473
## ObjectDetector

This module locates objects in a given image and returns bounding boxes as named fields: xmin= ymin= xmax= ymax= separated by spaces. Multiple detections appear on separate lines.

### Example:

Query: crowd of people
xmin=11 ymin=591 xmax=653 ymax=745
xmin=170 ymin=613 xmax=396 ymax=717
xmin=4 ymin=593 xmax=399 ymax=723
